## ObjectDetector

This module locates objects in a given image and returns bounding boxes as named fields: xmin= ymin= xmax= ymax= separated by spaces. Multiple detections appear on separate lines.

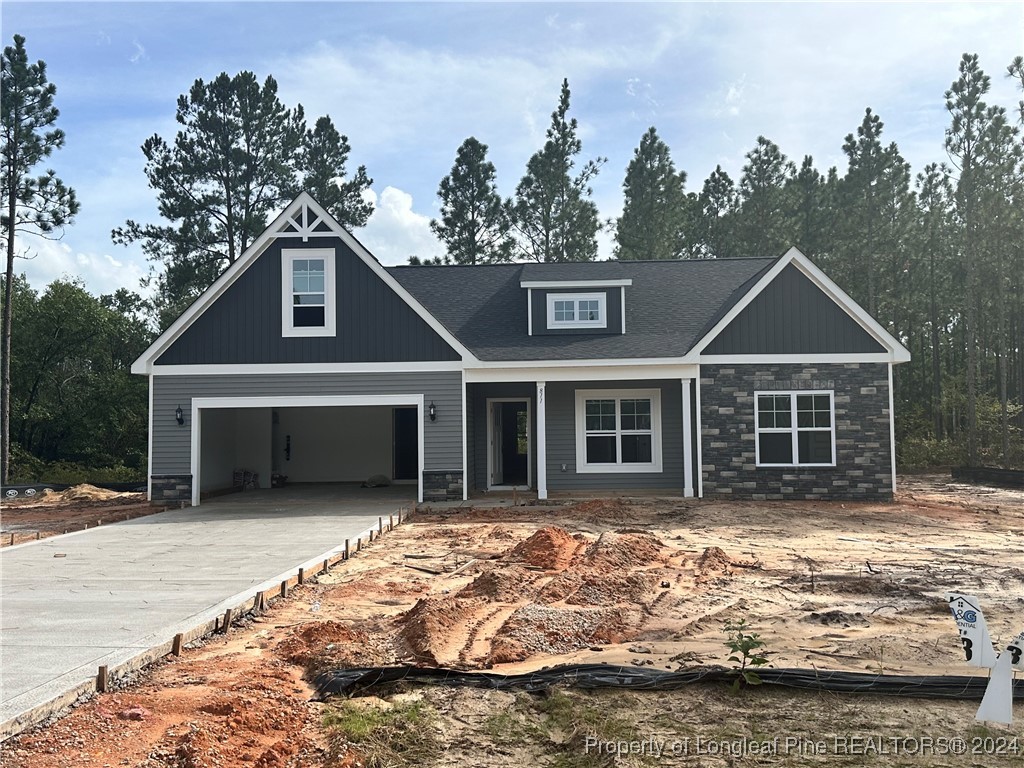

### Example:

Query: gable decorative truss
xmin=131 ymin=192 xmax=478 ymax=374
xmin=688 ymin=247 xmax=911 ymax=364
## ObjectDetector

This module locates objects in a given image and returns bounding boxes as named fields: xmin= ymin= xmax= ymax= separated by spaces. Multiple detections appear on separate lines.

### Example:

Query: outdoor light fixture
xmin=175 ymin=405 xmax=184 ymax=426
xmin=428 ymin=402 xmax=436 ymax=421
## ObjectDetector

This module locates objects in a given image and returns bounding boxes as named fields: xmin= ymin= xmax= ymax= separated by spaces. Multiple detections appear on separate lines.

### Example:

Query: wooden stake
xmin=9 ymin=533 xmax=14 ymax=546
xmin=389 ymin=514 xmax=394 ymax=531
xmin=172 ymin=633 xmax=183 ymax=656
xmin=379 ymin=516 xmax=384 ymax=534
xmin=221 ymin=608 xmax=233 ymax=633
xmin=369 ymin=530 xmax=375 ymax=543
xmin=298 ymin=567 xmax=305 ymax=585
xmin=256 ymin=591 xmax=265 ymax=611
xmin=344 ymin=539 xmax=350 ymax=560
xmin=322 ymin=559 xmax=329 ymax=575
xmin=357 ymin=537 xmax=362 ymax=552
xmin=281 ymin=580 xmax=289 ymax=598
xmin=35 ymin=531 xmax=41 ymax=540
xmin=97 ymin=665 xmax=108 ymax=692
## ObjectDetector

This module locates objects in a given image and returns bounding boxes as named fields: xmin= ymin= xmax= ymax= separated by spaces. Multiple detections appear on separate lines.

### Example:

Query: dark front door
xmin=393 ymin=407 xmax=418 ymax=481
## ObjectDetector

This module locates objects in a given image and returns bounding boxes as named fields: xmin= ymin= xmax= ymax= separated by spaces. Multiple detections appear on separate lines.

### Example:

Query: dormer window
xmin=281 ymin=248 xmax=336 ymax=337
xmin=546 ymin=292 xmax=607 ymax=330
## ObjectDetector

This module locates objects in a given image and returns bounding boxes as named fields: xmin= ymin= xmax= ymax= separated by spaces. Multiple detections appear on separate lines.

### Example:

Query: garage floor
xmin=0 ymin=486 xmax=413 ymax=738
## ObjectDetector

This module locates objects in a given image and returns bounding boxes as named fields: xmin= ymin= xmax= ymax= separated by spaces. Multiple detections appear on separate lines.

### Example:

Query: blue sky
xmin=4 ymin=1 xmax=1022 ymax=297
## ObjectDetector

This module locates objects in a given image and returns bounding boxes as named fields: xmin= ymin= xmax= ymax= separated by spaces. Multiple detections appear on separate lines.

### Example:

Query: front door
xmin=488 ymin=399 xmax=531 ymax=489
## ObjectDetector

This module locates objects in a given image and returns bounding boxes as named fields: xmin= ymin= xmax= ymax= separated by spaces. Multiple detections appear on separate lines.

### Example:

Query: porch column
xmin=536 ymin=381 xmax=547 ymax=499
xmin=681 ymin=379 xmax=693 ymax=498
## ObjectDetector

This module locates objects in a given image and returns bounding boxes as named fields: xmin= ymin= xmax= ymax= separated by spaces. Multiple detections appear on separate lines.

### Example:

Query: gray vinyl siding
xmin=468 ymin=382 xmax=536 ymax=491
xmin=151 ymin=371 xmax=463 ymax=476
xmin=157 ymin=237 xmax=461 ymax=365
xmin=530 ymin=288 xmax=623 ymax=336
xmin=704 ymin=264 xmax=885 ymax=355
xmin=545 ymin=380 xmax=685 ymax=492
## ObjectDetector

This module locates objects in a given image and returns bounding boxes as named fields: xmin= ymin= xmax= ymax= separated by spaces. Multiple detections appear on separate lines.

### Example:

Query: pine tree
xmin=299 ymin=115 xmax=373 ymax=230
xmin=512 ymin=79 xmax=605 ymax=262
xmin=430 ymin=137 xmax=513 ymax=264
xmin=0 ymin=34 xmax=79 ymax=483
xmin=615 ymin=127 xmax=688 ymax=260
xmin=696 ymin=165 xmax=738 ymax=258
xmin=734 ymin=136 xmax=796 ymax=256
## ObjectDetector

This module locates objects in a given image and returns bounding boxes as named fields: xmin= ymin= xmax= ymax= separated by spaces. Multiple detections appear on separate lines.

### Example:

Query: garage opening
xmin=192 ymin=396 xmax=422 ymax=505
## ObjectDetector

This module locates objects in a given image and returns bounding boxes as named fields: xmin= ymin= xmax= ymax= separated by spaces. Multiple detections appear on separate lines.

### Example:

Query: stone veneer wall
xmin=701 ymin=363 xmax=893 ymax=500
xmin=423 ymin=470 xmax=463 ymax=502
xmin=151 ymin=474 xmax=193 ymax=505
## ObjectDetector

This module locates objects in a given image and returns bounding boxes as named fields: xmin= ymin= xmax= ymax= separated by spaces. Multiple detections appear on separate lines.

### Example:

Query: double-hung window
xmin=575 ymin=389 xmax=662 ymax=473
xmin=281 ymin=248 xmax=336 ymax=337
xmin=547 ymin=293 xmax=606 ymax=329
xmin=755 ymin=391 xmax=835 ymax=466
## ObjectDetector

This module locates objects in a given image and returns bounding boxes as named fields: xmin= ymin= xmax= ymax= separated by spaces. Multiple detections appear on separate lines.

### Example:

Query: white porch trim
xmin=536 ymin=382 xmax=547 ymax=500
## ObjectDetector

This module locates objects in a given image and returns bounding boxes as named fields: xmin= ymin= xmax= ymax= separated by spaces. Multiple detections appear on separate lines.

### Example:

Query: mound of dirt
xmin=575 ymin=531 xmax=665 ymax=572
xmin=41 ymin=484 xmax=139 ymax=502
xmin=458 ymin=565 xmax=539 ymax=603
xmin=563 ymin=571 xmax=660 ymax=606
xmin=398 ymin=596 xmax=485 ymax=665
xmin=489 ymin=604 xmax=642 ymax=664
xmin=697 ymin=546 xmax=732 ymax=573
xmin=276 ymin=621 xmax=369 ymax=671
xmin=506 ymin=527 xmax=582 ymax=571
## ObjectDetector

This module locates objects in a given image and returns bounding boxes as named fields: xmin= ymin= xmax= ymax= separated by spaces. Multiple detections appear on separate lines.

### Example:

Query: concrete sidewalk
xmin=0 ymin=488 xmax=413 ymax=738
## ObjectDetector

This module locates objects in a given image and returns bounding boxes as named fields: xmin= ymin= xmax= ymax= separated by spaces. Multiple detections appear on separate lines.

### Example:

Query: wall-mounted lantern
xmin=428 ymin=402 xmax=437 ymax=422
xmin=175 ymin=405 xmax=185 ymax=426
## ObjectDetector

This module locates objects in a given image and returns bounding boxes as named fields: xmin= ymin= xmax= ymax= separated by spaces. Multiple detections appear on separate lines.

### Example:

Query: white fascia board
xmin=191 ymin=394 xmax=424 ymax=409
xmin=151 ymin=361 xmax=463 ymax=376
xmin=686 ymin=247 xmax=911 ymax=364
xmin=132 ymin=192 xmax=477 ymax=374
xmin=466 ymin=356 xmax=687 ymax=369
xmin=519 ymin=279 xmax=633 ymax=289
xmin=699 ymin=353 xmax=893 ymax=365
xmin=466 ymin=363 xmax=698 ymax=384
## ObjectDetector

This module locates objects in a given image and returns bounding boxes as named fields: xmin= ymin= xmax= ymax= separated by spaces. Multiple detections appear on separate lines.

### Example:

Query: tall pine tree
xmin=615 ymin=127 xmax=688 ymax=260
xmin=1 ymin=34 xmax=79 ymax=483
xmin=734 ymin=136 xmax=796 ymax=256
xmin=430 ymin=137 xmax=513 ymax=264
xmin=512 ymin=79 xmax=605 ymax=262
xmin=299 ymin=115 xmax=373 ymax=231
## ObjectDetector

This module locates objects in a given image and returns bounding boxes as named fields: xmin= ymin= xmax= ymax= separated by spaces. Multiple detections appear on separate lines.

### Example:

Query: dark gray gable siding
xmin=703 ymin=264 xmax=885 ymax=355
xmin=530 ymin=288 xmax=623 ymax=336
xmin=156 ymin=237 xmax=460 ymax=365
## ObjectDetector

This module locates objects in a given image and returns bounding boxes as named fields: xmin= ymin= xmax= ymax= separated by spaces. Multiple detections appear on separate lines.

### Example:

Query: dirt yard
xmin=1 ymin=476 xmax=1022 ymax=767
xmin=1 ymin=486 xmax=157 ymax=546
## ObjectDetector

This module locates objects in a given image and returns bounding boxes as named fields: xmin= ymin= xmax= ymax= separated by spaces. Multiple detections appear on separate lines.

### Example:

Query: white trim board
xmin=486 ymin=397 xmax=533 ymax=491
xmin=132 ymin=192 xmax=477 ymax=374
xmin=700 ymin=353 xmax=893 ymax=364
xmin=466 ymin=363 xmax=699 ymax=384
xmin=520 ymin=279 xmax=632 ymax=289
xmin=188 ymin=394 xmax=425 ymax=507
xmin=574 ymin=388 xmax=664 ymax=474
xmin=152 ymin=361 xmax=463 ymax=376
xmin=688 ymin=247 xmax=911 ymax=364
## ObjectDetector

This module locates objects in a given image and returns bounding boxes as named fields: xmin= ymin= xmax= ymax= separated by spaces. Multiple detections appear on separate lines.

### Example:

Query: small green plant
xmin=323 ymin=698 xmax=439 ymax=768
xmin=723 ymin=619 xmax=771 ymax=692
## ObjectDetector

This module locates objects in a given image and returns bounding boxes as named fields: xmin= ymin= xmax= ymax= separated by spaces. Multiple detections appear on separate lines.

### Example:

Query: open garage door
xmin=191 ymin=396 xmax=423 ymax=506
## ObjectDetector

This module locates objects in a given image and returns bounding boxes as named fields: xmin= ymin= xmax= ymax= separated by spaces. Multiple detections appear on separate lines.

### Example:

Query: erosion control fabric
xmin=315 ymin=664 xmax=1023 ymax=700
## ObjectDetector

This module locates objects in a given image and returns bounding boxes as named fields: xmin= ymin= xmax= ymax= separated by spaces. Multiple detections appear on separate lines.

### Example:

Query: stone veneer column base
xmin=151 ymin=475 xmax=193 ymax=505
xmin=423 ymin=470 xmax=464 ymax=502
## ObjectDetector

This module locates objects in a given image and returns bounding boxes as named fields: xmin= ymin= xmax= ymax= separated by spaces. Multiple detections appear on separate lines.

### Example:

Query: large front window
xmin=755 ymin=391 xmax=835 ymax=466
xmin=281 ymin=248 xmax=336 ymax=337
xmin=575 ymin=389 xmax=662 ymax=473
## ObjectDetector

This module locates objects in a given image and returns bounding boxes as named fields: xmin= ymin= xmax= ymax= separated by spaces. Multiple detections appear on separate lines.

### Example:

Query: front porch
xmin=465 ymin=376 xmax=699 ymax=499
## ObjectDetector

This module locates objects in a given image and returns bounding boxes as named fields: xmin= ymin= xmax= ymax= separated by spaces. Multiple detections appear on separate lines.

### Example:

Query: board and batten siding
xmin=704 ymin=264 xmax=885 ymax=355
xmin=151 ymin=371 xmax=463 ymax=476
xmin=544 ymin=380 xmax=685 ymax=492
xmin=156 ymin=237 xmax=461 ymax=365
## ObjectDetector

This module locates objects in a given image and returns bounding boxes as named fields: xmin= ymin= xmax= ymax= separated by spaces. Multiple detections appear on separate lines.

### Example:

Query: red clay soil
xmin=1 ymin=486 xmax=156 ymax=546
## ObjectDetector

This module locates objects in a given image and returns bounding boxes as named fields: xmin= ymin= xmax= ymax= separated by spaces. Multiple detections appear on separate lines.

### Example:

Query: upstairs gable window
xmin=546 ymin=292 xmax=606 ymax=329
xmin=281 ymin=248 xmax=336 ymax=337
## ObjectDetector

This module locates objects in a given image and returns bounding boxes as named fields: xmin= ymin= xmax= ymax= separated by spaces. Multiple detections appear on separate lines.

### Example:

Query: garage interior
xmin=197 ymin=405 xmax=419 ymax=498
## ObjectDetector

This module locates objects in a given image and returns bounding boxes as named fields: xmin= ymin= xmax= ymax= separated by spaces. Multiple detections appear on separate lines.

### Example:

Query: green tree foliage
xmin=512 ymin=79 xmax=605 ymax=262
xmin=300 ymin=115 xmax=373 ymax=231
xmin=615 ymin=127 xmax=688 ymax=260
xmin=0 ymin=34 xmax=79 ymax=483
xmin=733 ymin=136 xmax=796 ymax=256
xmin=430 ymin=137 xmax=513 ymax=264
xmin=7 ymin=278 xmax=151 ymax=480
xmin=113 ymin=71 xmax=372 ymax=329
xmin=694 ymin=165 xmax=738 ymax=258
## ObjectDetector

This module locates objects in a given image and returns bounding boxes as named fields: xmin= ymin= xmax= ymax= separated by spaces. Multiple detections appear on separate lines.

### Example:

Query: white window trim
xmin=281 ymin=248 xmax=336 ymax=338
xmin=546 ymin=292 xmax=607 ymax=330
xmin=574 ymin=388 xmax=663 ymax=474
xmin=754 ymin=390 xmax=836 ymax=468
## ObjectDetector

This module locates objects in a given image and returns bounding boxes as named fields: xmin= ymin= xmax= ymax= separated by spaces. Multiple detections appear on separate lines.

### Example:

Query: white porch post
xmin=682 ymin=379 xmax=693 ymax=498
xmin=536 ymin=381 xmax=548 ymax=499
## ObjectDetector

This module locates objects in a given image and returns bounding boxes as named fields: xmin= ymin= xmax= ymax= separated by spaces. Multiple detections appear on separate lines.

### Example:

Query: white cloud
xmin=129 ymin=39 xmax=146 ymax=64
xmin=357 ymin=186 xmax=444 ymax=265
xmin=15 ymin=238 xmax=148 ymax=297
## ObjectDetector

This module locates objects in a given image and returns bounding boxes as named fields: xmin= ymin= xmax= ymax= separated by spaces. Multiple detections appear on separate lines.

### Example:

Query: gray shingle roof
xmin=388 ymin=258 xmax=777 ymax=361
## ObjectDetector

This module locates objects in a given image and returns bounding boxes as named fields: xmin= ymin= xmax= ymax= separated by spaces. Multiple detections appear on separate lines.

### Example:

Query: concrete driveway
xmin=0 ymin=486 xmax=415 ymax=738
